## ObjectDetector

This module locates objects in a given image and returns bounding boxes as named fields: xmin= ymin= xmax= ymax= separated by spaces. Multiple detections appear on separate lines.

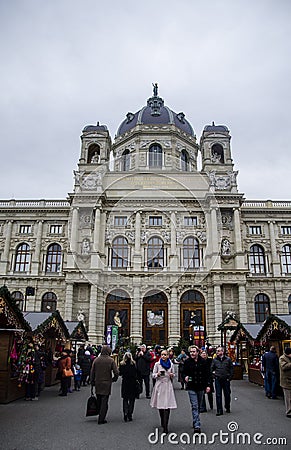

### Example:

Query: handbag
xmin=86 ymin=387 xmax=100 ymax=416
xmin=63 ymin=367 xmax=73 ymax=377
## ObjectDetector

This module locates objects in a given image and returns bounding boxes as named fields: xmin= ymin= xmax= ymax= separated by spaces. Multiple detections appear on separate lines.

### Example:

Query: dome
xmin=82 ymin=122 xmax=108 ymax=133
xmin=116 ymin=85 xmax=195 ymax=137
xmin=203 ymin=122 xmax=228 ymax=133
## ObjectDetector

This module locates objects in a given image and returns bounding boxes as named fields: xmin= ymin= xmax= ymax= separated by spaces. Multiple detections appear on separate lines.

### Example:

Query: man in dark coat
xmin=183 ymin=345 xmax=211 ymax=433
xmin=211 ymin=346 xmax=234 ymax=416
xmin=135 ymin=344 xmax=151 ymax=398
xmin=90 ymin=345 xmax=118 ymax=424
xmin=262 ymin=346 xmax=279 ymax=399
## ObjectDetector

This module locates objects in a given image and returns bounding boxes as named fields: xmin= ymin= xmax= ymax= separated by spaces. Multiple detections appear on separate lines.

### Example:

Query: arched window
xmin=122 ymin=149 xmax=130 ymax=171
xmin=11 ymin=291 xmax=24 ymax=311
xmin=14 ymin=243 xmax=31 ymax=272
xmin=281 ymin=244 xmax=291 ymax=274
xmin=87 ymin=143 xmax=100 ymax=163
xmin=288 ymin=294 xmax=291 ymax=314
xmin=41 ymin=292 xmax=57 ymax=312
xmin=249 ymin=244 xmax=266 ymax=274
xmin=111 ymin=237 xmax=128 ymax=268
xmin=183 ymin=237 xmax=200 ymax=268
xmin=46 ymin=243 xmax=62 ymax=273
xmin=149 ymin=144 xmax=162 ymax=168
xmin=254 ymin=293 xmax=270 ymax=322
xmin=211 ymin=143 xmax=224 ymax=163
xmin=181 ymin=150 xmax=189 ymax=171
xmin=147 ymin=237 xmax=164 ymax=268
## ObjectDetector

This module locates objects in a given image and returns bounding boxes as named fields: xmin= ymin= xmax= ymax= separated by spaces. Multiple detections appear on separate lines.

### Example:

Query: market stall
xmin=0 ymin=286 xmax=31 ymax=403
xmin=231 ymin=322 xmax=264 ymax=385
xmin=217 ymin=313 xmax=243 ymax=380
xmin=257 ymin=314 xmax=291 ymax=355
xmin=64 ymin=321 xmax=88 ymax=354
xmin=23 ymin=311 xmax=70 ymax=386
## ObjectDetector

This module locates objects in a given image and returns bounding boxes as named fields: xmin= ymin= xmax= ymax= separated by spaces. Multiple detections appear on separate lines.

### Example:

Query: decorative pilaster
xmin=233 ymin=208 xmax=245 ymax=269
xmin=169 ymin=212 xmax=178 ymax=270
xmin=64 ymin=283 xmax=74 ymax=321
xmin=268 ymin=221 xmax=280 ymax=276
xmin=238 ymin=284 xmax=247 ymax=323
xmin=131 ymin=283 xmax=142 ymax=344
xmin=168 ymin=287 xmax=180 ymax=345
xmin=88 ymin=284 xmax=98 ymax=342
xmin=214 ymin=284 xmax=223 ymax=342
xmin=0 ymin=220 xmax=13 ymax=273
xmin=32 ymin=220 xmax=43 ymax=275
xmin=211 ymin=207 xmax=220 ymax=269
xmin=91 ymin=208 xmax=101 ymax=268
xmin=133 ymin=212 xmax=142 ymax=270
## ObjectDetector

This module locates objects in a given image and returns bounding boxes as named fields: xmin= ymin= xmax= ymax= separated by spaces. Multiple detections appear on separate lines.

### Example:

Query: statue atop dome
xmin=152 ymin=82 xmax=158 ymax=97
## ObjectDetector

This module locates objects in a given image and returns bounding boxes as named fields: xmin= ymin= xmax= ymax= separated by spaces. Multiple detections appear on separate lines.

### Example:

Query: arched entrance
xmin=180 ymin=290 xmax=206 ymax=346
xmin=105 ymin=289 xmax=131 ymax=345
xmin=143 ymin=290 xmax=168 ymax=346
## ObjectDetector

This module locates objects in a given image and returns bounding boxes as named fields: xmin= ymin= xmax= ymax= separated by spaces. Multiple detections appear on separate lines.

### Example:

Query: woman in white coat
xmin=150 ymin=349 xmax=177 ymax=433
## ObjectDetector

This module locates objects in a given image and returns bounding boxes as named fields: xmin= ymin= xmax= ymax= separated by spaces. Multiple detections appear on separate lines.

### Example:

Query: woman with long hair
xmin=119 ymin=352 xmax=138 ymax=422
xmin=150 ymin=349 xmax=177 ymax=433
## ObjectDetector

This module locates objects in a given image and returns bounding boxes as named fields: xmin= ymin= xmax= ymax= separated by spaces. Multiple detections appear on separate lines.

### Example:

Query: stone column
xmin=168 ymin=286 xmax=180 ymax=345
xmin=234 ymin=208 xmax=245 ymax=269
xmin=88 ymin=284 xmax=98 ymax=342
xmin=32 ymin=220 xmax=43 ymax=275
xmin=0 ymin=220 xmax=13 ymax=273
xmin=64 ymin=283 xmax=74 ymax=320
xmin=91 ymin=207 xmax=101 ymax=268
xmin=98 ymin=211 xmax=106 ymax=268
xmin=131 ymin=282 xmax=142 ymax=343
xmin=169 ymin=212 xmax=178 ymax=270
xmin=213 ymin=284 xmax=223 ymax=343
xmin=268 ymin=221 xmax=280 ymax=276
xmin=96 ymin=288 xmax=106 ymax=343
xmin=133 ymin=211 xmax=142 ymax=270
xmin=211 ymin=207 xmax=220 ymax=269
xmin=238 ymin=284 xmax=247 ymax=323
xmin=67 ymin=207 xmax=79 ymax=268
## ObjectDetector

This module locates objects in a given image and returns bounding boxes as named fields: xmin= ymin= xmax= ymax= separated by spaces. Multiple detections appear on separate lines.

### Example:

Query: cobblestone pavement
xmin=0 ymin=377 xmax=290 ymax=450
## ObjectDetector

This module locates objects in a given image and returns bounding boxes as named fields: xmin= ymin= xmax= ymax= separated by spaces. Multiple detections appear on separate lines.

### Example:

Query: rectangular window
xmin=114 ymin=216 xmax=127 ymax=226
xmin=149 ymin=216 xmax=162 ymax=226
xmin=19 ymin=225 xmax=31 ymax=234
xmin=249 ymin=226 xmax=262 ymax=235
xmin=50 ymin=225 xmax=62 ymax=234
xmin=281 ymin=226 xmax=291 ymax=235
xmin=184 ymin=216 xmax=198 ymax=226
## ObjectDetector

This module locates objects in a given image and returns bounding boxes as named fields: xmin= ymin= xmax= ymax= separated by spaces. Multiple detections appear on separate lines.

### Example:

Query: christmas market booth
xmin=64 ymin=321 xmax=88 ymax=353
xmin=230 ymin=322 xmax=263 ymax=385
xmin=0 ymin=286 xmax=31 ymax=403
xmin=217 ymin=313 xmax=243 ymax=380
xmin=257 ymin=314 xmax=291 ymax=356
xmin=23 ymin=310 xmax=70 ymax=386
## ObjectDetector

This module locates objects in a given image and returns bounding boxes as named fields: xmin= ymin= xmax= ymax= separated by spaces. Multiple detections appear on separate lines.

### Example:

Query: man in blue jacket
xmin=262 ymin=346 xmax=279 ymax=399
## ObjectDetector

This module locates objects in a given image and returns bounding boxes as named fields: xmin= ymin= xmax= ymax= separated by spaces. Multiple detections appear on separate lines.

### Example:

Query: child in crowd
xmin=73 ymin=364 xmax=82 ymax=391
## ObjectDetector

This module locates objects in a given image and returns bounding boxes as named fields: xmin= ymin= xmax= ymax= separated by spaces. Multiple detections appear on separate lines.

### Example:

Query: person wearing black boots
xmin=150 ymin=349 xmax=177 ymax=434
xmin=119 ymin=352 xmax=138 ymax=422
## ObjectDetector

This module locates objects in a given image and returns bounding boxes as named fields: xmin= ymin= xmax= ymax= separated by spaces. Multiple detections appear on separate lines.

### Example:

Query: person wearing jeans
xmin=183 ymin=346 xmax=211 ymax=433
xmin=211 ymin=346 xmax=234 ymax=415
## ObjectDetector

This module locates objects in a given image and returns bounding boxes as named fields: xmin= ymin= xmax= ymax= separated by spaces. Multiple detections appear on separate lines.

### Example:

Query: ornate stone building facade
xmin=1 ymin=86 xmax=291 ymax=345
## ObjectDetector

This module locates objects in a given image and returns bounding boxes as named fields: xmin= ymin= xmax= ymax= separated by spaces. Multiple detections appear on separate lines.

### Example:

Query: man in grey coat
xmin=90 ymin=345 xmax=119 ymax=424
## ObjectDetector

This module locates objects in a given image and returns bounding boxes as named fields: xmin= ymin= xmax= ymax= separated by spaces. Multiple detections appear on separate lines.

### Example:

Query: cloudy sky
xmin=1 ymin=0 xmax=291 ymax=200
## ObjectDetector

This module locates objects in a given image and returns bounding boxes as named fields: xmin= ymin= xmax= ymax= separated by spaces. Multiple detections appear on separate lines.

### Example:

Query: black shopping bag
xmin=86 ymin=387 xmax=99 ymax=416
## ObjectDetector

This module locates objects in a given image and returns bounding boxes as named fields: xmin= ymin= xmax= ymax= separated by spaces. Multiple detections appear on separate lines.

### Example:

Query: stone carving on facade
xmin=140 ymin=140 xmax=151 ymax=148
xmin=81 ymin=172 xmax=103 ymax=190
xmin=161 ymin=230 xmax=170 ymax=243
xmin=196 ymin=231 xmax=207 ymax=242
xmin=77 ymin=308 xmax=85 ymax=322
xmin=81 ymin=238 xmax=91 ymax=255
xmin=221 ymin=212 xmax=233 ymax=229
xmin=73 ymin=170 xmax=80 ymax=184
xmin=125 ymin=230 xmax=135 ymax=243
xmin=221 ymin=238 xmax=231 ymax=256
xmin=207 ymin=171 xmax=232 ymax=190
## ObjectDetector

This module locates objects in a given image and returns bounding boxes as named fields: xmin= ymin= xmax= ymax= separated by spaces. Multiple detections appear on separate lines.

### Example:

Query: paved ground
xmin=0 ymin=375 xmax=290 ymax=450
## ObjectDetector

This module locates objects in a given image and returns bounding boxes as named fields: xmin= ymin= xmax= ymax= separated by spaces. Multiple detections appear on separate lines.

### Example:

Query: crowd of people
xmin=20 ymin=340 xmax=291 ymax=432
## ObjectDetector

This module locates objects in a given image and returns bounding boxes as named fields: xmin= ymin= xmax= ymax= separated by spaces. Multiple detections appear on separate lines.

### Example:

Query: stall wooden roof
xmin=23 ymin=310 xmax=69 ymax=340
xmin=0 ymin=285 xmax=31 ymax=332
xmin=257 ymin=314 xmax=291 ymax=342
xmin=64 ymin=321 xmax=88 ymax=341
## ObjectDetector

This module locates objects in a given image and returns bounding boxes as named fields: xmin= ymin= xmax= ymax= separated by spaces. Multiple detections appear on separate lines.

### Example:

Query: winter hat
xmin=85 ymin=350 xmax=91 ymax=356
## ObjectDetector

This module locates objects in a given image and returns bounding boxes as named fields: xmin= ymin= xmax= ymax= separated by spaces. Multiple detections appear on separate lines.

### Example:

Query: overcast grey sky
xmin=1 ymin=0 xmax=291 ymax=200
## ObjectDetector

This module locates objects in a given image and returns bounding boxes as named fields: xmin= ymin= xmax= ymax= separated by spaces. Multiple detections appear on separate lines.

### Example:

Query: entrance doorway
xmin=143 ymin=290 xmax=168 ymax=346
xmin=180 ymin=290 xmax=205 ymax=346
xmin=105 ymin=289 xmax=131 ymax=346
